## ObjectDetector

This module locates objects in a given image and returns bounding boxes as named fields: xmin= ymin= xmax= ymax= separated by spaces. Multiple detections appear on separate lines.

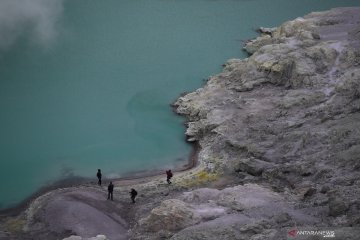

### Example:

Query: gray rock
xmin=139 ymin=199 xmax=201 ymax=232
xmin=175 ymin=7 xmax=360 ymax=232
xmin=320 ymin=185 xmax=331 ymax=194
xmin=62 ymin=235 xmax=108 ymax=240
xmin=63 ymin=236 xmax=82 ymax=240
xmin=234 ymin=158 xmax=273 ymax=176
xmin=303 ymin=187 xmax=317 ymax=198
xmin=328 ymin=196 xmax=350 ymax=217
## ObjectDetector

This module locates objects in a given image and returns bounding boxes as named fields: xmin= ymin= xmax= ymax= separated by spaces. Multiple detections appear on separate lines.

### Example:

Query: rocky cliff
xmin=1 ymin=7 xmax=360 ymax=240
xmin=171 ymin=6 xmax=360 ymax=239
xmin=174 ymin=6 xmax=360 ymax=223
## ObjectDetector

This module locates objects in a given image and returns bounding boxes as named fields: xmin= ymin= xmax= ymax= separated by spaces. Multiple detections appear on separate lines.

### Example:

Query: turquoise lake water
xmin=0 ymin=0 xmax=359 ymax=209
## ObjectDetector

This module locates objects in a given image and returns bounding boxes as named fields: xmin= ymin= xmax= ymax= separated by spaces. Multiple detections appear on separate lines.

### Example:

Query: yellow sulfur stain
xmin=4 ymin=218 xmax=25 ymax=233
xmin=177 ymin=170 xmax=218 ymax=188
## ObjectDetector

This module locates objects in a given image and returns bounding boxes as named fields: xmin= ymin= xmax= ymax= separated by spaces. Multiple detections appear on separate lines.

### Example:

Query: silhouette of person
xmin=130 ymin=188 xmax=137 ymax=203
xmin=166 ymin=169 xmax=173 ymax=184
xmin=108 ymin=181 xmax=114 ymax=200
xmin=97 ymin=169 xmax=102 ymax=186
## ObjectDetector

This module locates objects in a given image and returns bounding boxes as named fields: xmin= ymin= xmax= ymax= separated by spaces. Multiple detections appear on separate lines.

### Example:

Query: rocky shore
xmin=1 ymin=7 xmax=360 ymax=240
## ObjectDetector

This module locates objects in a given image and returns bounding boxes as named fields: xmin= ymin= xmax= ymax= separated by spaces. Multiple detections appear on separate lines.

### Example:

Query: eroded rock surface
xmin=174 ymin=7 xmax=360 ymax=229
xmin=63 ymin=235 xmax=108 ymax=240
xmin=136 ymin=184 xmax=320 ymax=240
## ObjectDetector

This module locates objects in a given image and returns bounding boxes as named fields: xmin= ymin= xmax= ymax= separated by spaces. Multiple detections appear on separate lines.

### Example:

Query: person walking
xmin=97 ymin=169 xmax=102 ymax=186
xmin=166 ymin=169 xmax=173 ymax=184
xmin=130 ymin=188 xmax=137 ymax=203
xmin=108 ymin=181 xmax=114 ymax=200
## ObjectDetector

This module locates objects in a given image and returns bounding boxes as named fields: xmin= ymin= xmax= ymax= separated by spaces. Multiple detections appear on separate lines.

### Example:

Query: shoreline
xmin=0 ymin=139 xmax=200 ymax=217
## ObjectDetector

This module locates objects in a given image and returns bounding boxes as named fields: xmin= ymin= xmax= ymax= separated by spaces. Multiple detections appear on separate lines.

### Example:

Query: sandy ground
xmin=41 ymin=188 xmax=129 ymax=240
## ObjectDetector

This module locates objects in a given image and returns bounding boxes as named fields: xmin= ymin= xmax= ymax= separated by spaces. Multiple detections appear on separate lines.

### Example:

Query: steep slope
xmin=174 ymin=6 xmax=360 ymax=229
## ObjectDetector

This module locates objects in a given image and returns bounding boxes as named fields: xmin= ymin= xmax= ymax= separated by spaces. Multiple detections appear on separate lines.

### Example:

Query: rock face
xmin=139 ymin=199 xmax=202 ymax=232
xmin=175 ymin=7 xmax=360 ymax=228
xmin=135 ymin=184 xmax=320 ymax=240
xmin=63 ymin=235 xmax=108 ymax=240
